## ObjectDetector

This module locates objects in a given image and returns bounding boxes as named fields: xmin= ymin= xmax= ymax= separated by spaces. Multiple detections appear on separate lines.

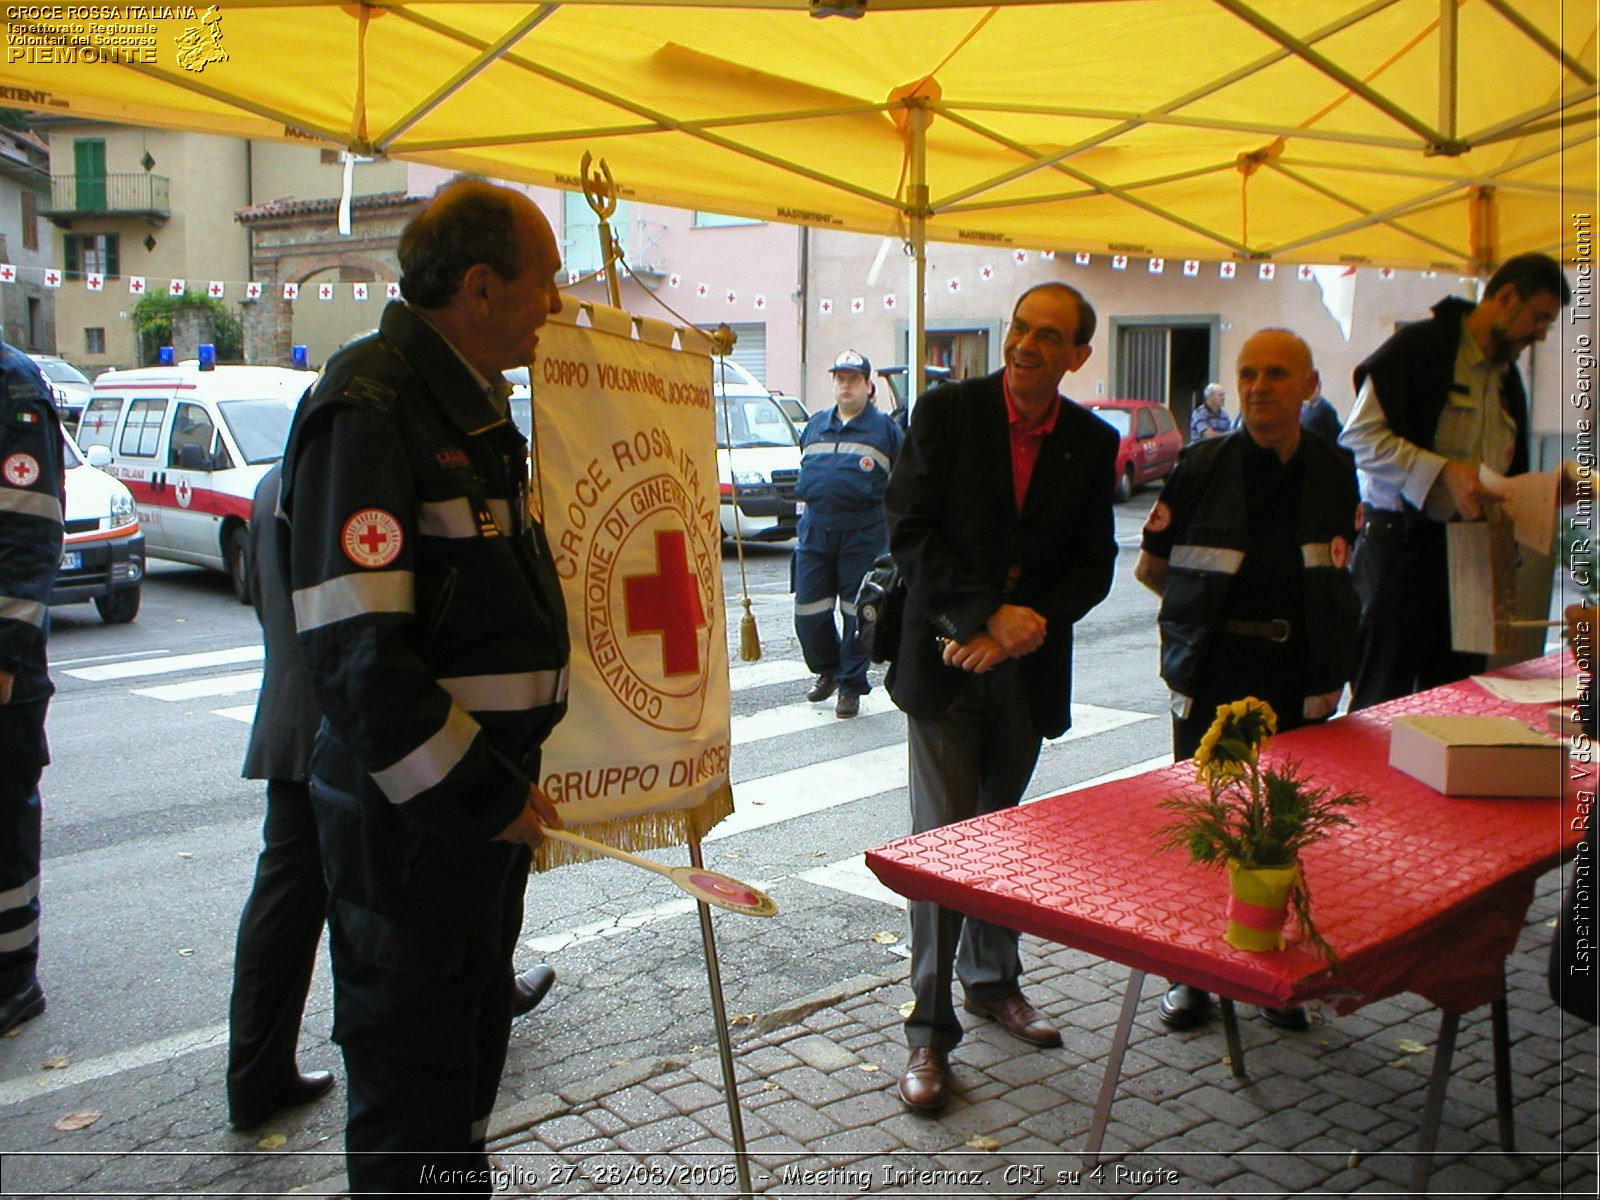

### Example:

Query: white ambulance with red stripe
xmin=74 ymin=361 xmax=315 ymax=600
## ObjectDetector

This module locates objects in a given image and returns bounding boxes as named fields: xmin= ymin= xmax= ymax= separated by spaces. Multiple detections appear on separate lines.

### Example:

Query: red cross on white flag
xmin=1182 ymin=260 xmax=1200 ymax=277
xmin=43 ymin=269 xmax=61 ymax=288
xmin=353 ymin=283 xmax=369 ymax=301
xmin=1074 ymin=252 xmax=1091 ymax=266
xmin=1112 ymin=256 xmax=1128 ymax=271
xmin=208 ymin=281 xmax=225 ymax=298
xmin=168 ymin=278 xmax=186 ymax=296
xmin=819 ymin=298 xmax=833 ymax=315
xmin=946 ymin=277 xmax=960 ymax=293
xmin=246 ymin=281 xmax=262 ymax=299
xmin=567 ymin=269 xmax=581 ymax=284
xmin=850 ymin=297 xmax=865 ymax=313
xmin=128 ymin=275 xmax=145 ymax=293
xmin=0 ymin=264 xmax=15 ymax=283
xmin=283 ymin=282 xmax=300 ymax=301
xmin=1013 ymin=250 xmax=1028 ymax=266
xmin=754 ymin=294 xmax=766 ymax=309
xmin=883 ymin=294 xmax=896 ymax=310
xmin=86 ymin=273 xmax=104 ymax=291
xmin=1296 ymin=265 xmax=1314 ymax=282
xmin=1379 ymin=267 xmax=1395 ymax=281
xmin=1041 ymin=250 xmax=1056 ymax=260
xmin=1148 ymin=258 xmax=1165 ymax=274
xmin=385 ymin=282 xmax=400 ymax=300
xmin=724 ymin=290 xmax=737 ymax=304
xmin=667 ymin=273 xmax=681 ymax=289
xmin=696 ymin=283 xmax=708 ymax=297
xmin=980 ymin=265 xmax=994 ymax=281
xmin=1219 ymin=262 xmax=1237 ymax=279
xmin=318 ymin=283 xmax=334 ymax=301
xmin=1258 ymin=264 xmax=1276 ymax=281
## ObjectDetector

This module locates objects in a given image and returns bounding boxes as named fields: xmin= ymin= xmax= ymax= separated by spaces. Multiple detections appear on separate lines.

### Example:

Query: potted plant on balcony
xmin=1155 ymin=698 xmax=1367 ymax=963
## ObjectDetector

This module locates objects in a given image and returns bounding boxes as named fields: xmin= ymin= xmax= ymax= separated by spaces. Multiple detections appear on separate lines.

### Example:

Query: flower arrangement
xmin=1155 ymin=698 xmax=1367 ymax=962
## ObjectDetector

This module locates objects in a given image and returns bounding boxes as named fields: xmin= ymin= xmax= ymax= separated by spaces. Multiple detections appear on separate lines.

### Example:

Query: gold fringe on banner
xmin=531 ymin=781 xmax=737 ymax=872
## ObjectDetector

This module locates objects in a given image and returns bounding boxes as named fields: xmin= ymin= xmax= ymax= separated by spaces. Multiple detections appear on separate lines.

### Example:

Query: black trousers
xmin=313 ymin=773 xmax=529 ymax=1197
xmin=0 ymin=699 xmax=47 ymax=999
xmin=1349 ymin=511 xmax=1484 ymax=711
xmin=227 ymin=779 xmax=327 ymax=1110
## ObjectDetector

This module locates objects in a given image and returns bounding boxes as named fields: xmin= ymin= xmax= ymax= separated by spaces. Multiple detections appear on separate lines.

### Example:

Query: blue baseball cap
xmin=829 ymin=349 xmax=872 ymax=378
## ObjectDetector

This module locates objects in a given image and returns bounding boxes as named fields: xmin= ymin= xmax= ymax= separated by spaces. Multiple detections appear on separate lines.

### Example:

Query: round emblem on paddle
xmin=341 ymin=508 xmax=404 ymax=568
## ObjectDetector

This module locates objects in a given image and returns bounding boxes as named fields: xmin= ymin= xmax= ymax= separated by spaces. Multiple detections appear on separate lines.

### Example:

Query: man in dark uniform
xmin=1340 ymin=254 xmax=1570 ymax=709
xmin=885 ymin=283 xmax=1119 ymax=1111
xmin=1135 ymin=328 xmax=1360 ymax=1031
xmin=793 ymin=349 xmax=902 ymax=717
xmin=279 ymin=179 xmax=568 ymax=1194
xmin=0 ymin=340 xmax=63 ymax=1036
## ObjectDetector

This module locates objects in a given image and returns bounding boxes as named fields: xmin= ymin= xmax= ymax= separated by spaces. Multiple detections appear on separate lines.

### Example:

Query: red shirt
xmin=1003 ymin=373 xmax=1061 ymax=512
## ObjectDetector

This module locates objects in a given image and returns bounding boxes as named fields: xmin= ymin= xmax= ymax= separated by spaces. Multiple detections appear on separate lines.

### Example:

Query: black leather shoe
xmin=806 ymin=673 xmax=837 ymax=703
xmin=512 ymin=964 xmax=556 ymax=1017
xmin=1259 ymin=1005 xmax=1310 ymax=1031
xmin=1157 ymin=984 xmax=1213 ymax=1031
xmin=835 ymin=691 xmax=860 ymax=718
xmin=897 ymin=1046 xmax=950 ymax=1112
xmin=0 ymin=980 xmax=45 ymax=1036
xmin=962 ymin=992 xmax=1062 ymax=1047
xmin=229 ymin=1070 xmax=335 ymax=1130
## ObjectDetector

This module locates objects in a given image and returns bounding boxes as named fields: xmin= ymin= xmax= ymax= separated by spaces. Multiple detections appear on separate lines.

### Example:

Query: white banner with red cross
xmin=530 ymin=303 xmax=732 ymax=862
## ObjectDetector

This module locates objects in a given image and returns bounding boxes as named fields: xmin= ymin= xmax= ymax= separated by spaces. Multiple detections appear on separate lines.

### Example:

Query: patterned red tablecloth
xmin=867 ymin=656 xmax=1587 ymax=1013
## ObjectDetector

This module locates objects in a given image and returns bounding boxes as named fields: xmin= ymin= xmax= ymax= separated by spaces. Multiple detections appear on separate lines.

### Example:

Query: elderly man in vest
xmin=1134 ymin=328 xmax=1360 ymax=1032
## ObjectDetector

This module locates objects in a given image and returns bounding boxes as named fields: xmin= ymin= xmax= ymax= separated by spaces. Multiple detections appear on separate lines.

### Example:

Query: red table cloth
xmin=868 ymin=656 xmax=1587 ymax=1014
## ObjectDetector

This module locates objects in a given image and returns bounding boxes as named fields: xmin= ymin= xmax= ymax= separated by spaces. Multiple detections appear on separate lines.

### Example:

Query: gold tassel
xmin=739 ymin=596 xmax=761 ymax=661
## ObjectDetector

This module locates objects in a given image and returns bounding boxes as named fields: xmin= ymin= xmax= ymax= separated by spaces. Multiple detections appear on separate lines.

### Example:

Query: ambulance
xmin=74 ymin=361 xmax=316 ymax=600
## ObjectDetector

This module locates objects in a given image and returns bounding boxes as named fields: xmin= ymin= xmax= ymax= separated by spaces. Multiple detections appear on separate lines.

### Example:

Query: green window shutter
xmin=63 ymin=235 xmax=80 ymax=279
xmin=105 ymin=234 xmax=119 ymax=279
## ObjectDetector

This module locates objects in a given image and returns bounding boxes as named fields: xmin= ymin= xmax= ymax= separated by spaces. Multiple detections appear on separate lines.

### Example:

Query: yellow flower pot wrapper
xmin=1225 ymin=860 xmax=1300 ymax=952
xmin=1156 ymin=698 xmax=1368 ymax=965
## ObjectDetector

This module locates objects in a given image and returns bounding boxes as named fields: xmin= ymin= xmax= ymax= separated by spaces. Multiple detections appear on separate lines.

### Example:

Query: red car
xmin=1085 ymin=399 xmax=1184 ymax=502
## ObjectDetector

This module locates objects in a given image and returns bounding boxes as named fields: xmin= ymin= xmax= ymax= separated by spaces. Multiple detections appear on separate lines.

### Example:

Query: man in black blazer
xmin=884 ymin=283 xmax=1119 ymax=1111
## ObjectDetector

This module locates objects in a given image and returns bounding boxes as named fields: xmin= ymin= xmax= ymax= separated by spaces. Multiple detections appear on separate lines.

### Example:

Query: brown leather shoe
xmin=897 ymin=1046 xmax=950 ymax=1112
xmin=962 ymin=992 xmax=1062 ymax=1047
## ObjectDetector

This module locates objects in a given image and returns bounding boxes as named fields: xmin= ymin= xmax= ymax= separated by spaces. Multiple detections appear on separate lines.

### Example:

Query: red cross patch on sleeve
xmin=3 ymin=452 xmax=41 ymax=487
xmin=341 ymin=509 xmax=404 ymax=568
xmin=1144 ymin=500 xmax=1172 ymax=534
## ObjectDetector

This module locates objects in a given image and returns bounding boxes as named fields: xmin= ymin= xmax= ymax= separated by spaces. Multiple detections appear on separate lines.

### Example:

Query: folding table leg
xmin=1219 ymin=998 xmax=1247 ymax=1079
xmin=1490 ymin=997 xmax=1515 ymax=1151
xmin=1409 ymin=1009 xmax=1460 ymax=1197
xmin=1085 ymin=967 xmax=1146 ymax=1168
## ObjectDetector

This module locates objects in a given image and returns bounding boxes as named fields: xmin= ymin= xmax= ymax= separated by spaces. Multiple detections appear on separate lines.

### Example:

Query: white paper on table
xmin=1479 ymin=461 xmax=1572 ymax=552
xmin=1471 ymin=674 xmax=1579 ymax=704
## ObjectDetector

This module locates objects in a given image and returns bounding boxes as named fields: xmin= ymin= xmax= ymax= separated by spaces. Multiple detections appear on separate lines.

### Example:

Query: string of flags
xmin=0 ymin=263 xmax=407 ymax=302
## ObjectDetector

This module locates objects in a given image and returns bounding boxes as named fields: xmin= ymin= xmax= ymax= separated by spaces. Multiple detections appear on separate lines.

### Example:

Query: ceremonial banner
xmin=530 ymin=304 xmax=732 ymax=863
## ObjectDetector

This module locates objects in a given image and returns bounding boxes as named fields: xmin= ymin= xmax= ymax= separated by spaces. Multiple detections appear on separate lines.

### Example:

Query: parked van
xmin=74 ymin=362 xmax=315 ymax=600
xmin=714 ymin=357 xmax=800 ymax=543
xmin=54 ymin=431 xmax=145 ymax=624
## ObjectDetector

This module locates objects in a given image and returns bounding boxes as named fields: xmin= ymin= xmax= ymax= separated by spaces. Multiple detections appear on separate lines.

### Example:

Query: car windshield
xmin=1091 ymin=409 xmax=1132 ymax=437
xmin=218 ymin=398 xmax=297 ymax=464
xmin=716 ymin=394 xmax=799 ymax=449
xmin=37 ymin=360 xmax=90 ymax=386
xmin=60 ymin=433 xmax=82 ymax=468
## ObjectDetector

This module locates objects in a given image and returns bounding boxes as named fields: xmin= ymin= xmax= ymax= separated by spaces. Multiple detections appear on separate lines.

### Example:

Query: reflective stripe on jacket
xmin=795 ymin=404 xmax=902 ymax=533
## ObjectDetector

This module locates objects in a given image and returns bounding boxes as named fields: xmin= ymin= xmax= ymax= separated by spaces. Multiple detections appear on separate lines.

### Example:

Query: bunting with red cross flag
xmin=528 ymin=303 xmax=733 ymax=862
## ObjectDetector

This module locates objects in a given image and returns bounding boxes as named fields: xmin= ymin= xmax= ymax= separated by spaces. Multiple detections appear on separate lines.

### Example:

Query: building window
xmin=563 ymin=191 xmax=635 ymax=277
xmin=20 ymin=188 xmax=38 ymax=250
xmin=85 ymin=327 xmax=107 ymax=355
xmin=63 ymin=233 xmax=120 ymax=280
xmin=694 ymin=211 xmax=763 ymax=228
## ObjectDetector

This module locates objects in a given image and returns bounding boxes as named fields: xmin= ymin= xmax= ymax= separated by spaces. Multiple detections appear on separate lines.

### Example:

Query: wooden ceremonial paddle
xmin=543 ymin=827 xmax=779 ymax=918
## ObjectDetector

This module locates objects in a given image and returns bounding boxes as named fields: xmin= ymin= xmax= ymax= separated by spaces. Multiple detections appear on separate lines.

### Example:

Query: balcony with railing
xmin=41 ymin=173 xmax=170 ymax=220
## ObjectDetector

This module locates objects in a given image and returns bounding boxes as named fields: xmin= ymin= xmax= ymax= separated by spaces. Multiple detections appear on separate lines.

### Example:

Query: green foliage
xmin=132 ymin=291 xmax=243 ymax=364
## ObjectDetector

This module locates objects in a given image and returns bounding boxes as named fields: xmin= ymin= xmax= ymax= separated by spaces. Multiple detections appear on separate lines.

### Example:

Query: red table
xmin=867 ymin=656 xmax=1585 ymax=1191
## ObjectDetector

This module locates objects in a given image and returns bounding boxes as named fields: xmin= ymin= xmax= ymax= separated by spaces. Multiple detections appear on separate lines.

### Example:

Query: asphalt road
xmin=2 ymin=499 xmax=1171 ymax=1193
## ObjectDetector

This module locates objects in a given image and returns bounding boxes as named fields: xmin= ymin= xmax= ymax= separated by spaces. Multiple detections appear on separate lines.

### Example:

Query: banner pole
xmin=688 ymin=836 xmax=754 ymax=1199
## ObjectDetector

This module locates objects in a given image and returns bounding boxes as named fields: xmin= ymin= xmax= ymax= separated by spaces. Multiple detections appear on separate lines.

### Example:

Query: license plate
xmin=59 ymin=551 xmax=82 ymax=571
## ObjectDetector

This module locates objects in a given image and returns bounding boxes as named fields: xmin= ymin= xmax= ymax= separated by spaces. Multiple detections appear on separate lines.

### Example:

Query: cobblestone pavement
xmin=2 ymin=869 xmax=1592 ymax=1198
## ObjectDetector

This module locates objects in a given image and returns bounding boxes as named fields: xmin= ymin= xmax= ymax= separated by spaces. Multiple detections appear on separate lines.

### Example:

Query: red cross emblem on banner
xmin=169 ymin=279 xmax=186 ymax=295
xmin=209 ymin=282 xmax=224 ymax=298
xmin=246 ymin=282 xmax=262 ymax=299
xmin=624 ymin=530 xmax=706 ymax=677
xmin=284 ymin=283 xmax=300 ymax=300
xmin=319 ymin=284 xmax=334 ymax=300
xmin=754 ymin=295 xmax=765 ymax=309
xmin=130 ymin=276 xmax=145 ymax=292
xmin=981 ymin=265 xmax=993 ymax=280
xmin=725 ymin=290 xmax=737 ymax=304
xmin=0 ymin=265 xmax=15 ymax=282
xmin=44 ymin=270 xmax=60 ymax=287
xmin=946 ymin=278 xmax=960 ymax=293
xmin=87 ymin=274 xmax=104 ymax=291
xmin=1013 ymin=250 xmax=1028 ymax=265
xmin=385 ymin=282 xmax=400 ymax=300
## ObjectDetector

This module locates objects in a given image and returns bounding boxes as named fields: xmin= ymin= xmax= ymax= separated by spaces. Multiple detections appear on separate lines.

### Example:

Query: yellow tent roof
xmin=2 ymin=1 xmax=1593 ymax=270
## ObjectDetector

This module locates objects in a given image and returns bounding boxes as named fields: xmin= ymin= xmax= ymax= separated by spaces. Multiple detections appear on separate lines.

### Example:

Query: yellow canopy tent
xmin=2 ymin=0 xmax=1594 ymax=370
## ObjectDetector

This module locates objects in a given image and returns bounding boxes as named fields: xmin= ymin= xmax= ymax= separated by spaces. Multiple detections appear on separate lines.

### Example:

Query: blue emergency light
xmin=157 ymin=346 xmax=175 ymax=365
xmin=198 ymin=343 xmax=216 ymax=370
xmin=292 ymin=345 xmax=309 ymax=370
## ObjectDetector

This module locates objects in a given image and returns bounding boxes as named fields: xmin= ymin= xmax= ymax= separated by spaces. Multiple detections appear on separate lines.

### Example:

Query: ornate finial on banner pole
xmin=580 ymin=152 xmax=623 ymax=309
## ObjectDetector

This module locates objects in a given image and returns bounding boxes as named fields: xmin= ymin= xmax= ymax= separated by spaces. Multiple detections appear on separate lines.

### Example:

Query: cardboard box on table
xmin=1389 ymin=715 xmax=1564 ymax=797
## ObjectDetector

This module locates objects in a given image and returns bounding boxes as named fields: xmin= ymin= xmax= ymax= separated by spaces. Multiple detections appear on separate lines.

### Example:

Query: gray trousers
xmin=905 ymin=662 xmax=1042 ymax=1051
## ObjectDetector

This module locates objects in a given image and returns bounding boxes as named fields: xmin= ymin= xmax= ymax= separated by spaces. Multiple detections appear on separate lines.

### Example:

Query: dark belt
xmin=1222 ymin=618 xmax=1292 ymax=642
